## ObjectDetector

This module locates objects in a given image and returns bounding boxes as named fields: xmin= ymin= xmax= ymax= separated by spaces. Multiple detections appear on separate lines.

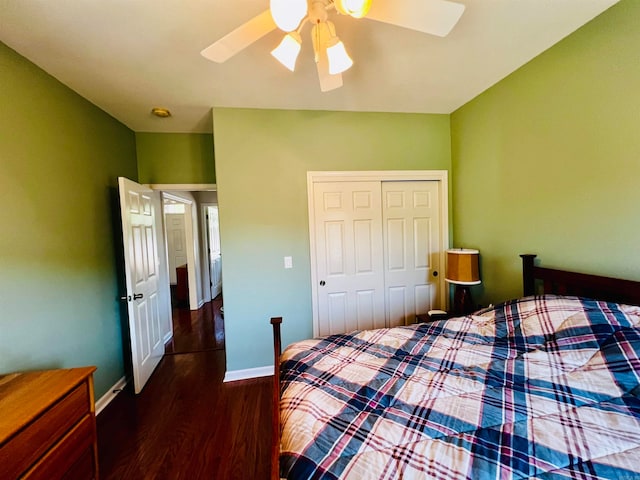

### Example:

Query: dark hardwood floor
xmin=97 ymin=297 xmax=273 ymax=479
xmin=164 ymin=296 xmax=225 ymax=354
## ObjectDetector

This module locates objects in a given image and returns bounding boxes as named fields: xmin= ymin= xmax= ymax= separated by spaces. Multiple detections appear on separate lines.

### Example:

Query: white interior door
xmin=382 ymin=181 xmax=441 ymax=326
xmin=314 ymin=181 xmax=386 ymax=336
xmin=118 ymin=177 xmax=165 ymax=394
xmin=165 ymin=213 xmax=187 ymax=284
xmin=206 ymin=206 xmax=222 ymax=299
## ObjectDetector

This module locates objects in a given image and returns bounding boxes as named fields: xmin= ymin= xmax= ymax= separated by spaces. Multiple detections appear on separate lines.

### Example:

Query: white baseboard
xmin=96 ymin=376 xmax=127 ymax=416
xmin=223 ymin=365 xmax=274 ymax=383
xmin=163 ymin=330 xmax=173 ymax=345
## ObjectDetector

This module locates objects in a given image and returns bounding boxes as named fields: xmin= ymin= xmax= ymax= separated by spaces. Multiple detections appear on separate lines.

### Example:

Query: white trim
xmin=306 ymin=170 xmax=448 ymax=183
xmin=148 ymin=184 xmax=217 ymax=191
xmin=307 ymin=170 xmax=450 ymax=337
xmin=96 ymin=376 xmax=127 ymax=416
xmin=163 ymin=330 xmax=173 ymax=344
xmin=446 ymin=279 xmax=482 ymax=286
xmin=223 ymin=365 xmax=274 ymax=383
xmin=162 ymin=192 xmax=194 ymax=205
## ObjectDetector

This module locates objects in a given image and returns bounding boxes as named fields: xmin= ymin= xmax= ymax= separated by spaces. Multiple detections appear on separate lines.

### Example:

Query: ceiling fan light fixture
xmin=271 ymin=32 xmax=302 ymax=72
xmin=335 ymin=0 xmax=372 ymax=19
xmin=270 ymin=0 xmax=307 ymax=32
xmin=326 ymin=38 xmax=353 ymax=74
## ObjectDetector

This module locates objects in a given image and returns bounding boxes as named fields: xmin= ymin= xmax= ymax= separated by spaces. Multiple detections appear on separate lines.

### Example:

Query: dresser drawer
xmin=22 ymin=413 xmax=95 ymax=480
xmin=0 ymin=381 xmax=90 ymax=479
xmin=62 ymin=446 xmax=95 ymax=480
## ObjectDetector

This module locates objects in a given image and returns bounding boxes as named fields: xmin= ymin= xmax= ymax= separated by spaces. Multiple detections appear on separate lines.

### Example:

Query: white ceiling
xmin=0 ymin=0 xmax=619 ymax=133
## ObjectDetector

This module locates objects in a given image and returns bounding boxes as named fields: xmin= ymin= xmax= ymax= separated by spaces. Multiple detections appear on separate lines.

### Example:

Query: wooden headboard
xmin=521 ymin=254 xmax=640 ymax=306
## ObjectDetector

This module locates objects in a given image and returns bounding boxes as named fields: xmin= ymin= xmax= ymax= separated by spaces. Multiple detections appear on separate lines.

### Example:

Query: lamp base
xmin=453 ymin=285 xmax=475 ymax=316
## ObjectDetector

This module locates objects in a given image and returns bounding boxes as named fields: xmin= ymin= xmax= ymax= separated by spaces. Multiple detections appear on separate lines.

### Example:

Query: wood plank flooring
xmin=97 ymin=298 xmax=272 ymax=479
xmin=164 ymin=297 xmax=225 ymax=354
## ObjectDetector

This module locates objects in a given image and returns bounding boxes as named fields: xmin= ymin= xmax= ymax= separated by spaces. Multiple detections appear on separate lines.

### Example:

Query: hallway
xmin=164 ymin=295 xmax=225 ymax=355
xmin=97 ymin=299 xmax=272 ymax=479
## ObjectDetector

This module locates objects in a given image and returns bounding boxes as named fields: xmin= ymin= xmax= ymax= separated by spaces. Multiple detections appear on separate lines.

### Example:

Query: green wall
xmin=136 ymin=132 xmax=215 ymax=184
xmin=451 ymin=0 xmax=640 ymax=306
xmin=213 ymin=108 xmax=451 ymax=371
xmin=0 ymin=42 xmax=138 ymax=397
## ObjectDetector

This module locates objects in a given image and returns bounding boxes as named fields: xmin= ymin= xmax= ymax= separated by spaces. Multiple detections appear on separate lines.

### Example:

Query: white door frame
xmin=307 ymin=170 xmax=450 ymax=337
xmin=162 ymin=192 xmax=199 ymax=310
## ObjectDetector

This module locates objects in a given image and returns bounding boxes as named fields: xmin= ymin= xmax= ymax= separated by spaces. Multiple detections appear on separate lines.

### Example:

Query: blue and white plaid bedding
xmin=279 ymin=295 xmax=640 ymax=479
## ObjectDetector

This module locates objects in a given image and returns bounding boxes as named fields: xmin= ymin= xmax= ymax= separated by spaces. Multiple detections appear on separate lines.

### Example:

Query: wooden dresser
xmin=0 ymin=367 xmax=98 ymax=479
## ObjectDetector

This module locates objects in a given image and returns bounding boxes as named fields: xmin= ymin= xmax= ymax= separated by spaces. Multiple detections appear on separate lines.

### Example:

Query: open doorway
xmin=162 ymin=192 xmax=198 ymax=311
xmin=153 ymin=185 xmax=223 ymax=355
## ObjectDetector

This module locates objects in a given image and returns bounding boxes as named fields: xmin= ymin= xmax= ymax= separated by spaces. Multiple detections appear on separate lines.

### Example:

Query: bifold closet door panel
xmin=382 ymin=181 xmax=441 ymax=327
xmin=314 ymin=181 xmax=386 ymax=336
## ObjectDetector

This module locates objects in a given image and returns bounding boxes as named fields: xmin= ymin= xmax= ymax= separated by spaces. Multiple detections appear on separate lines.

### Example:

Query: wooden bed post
xmin=521 ymin=254 xmax=537 ymax=296
xmin=271 ymin=317 xmax=283 ymax=480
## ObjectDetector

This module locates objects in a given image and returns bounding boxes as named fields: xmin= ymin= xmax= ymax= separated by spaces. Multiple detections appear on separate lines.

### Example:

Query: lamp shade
xmin=335 ymin=0 xmax=372 ymax=18
xmin=446 ymin=249 xmax=481 ymax=285
xmin=270 ymin=0 xmax=307 ymax=32
xmin=326 ymin=38 xmax=353 ymax=74
xmin=271 ymin=32 xmax=302 ymax=71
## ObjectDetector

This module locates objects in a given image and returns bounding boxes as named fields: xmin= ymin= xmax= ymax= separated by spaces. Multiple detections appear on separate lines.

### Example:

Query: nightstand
xmin=416 ymin=310 xmax=449 ymax=323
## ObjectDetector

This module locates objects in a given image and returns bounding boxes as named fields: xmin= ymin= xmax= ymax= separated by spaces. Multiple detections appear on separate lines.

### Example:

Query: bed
xmin=270 ymin=254 xmax=640 ymax=479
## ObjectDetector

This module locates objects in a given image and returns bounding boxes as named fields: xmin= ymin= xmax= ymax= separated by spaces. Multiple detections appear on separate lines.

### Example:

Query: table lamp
xmin=446 ymin=248 xmax=481 ymax=316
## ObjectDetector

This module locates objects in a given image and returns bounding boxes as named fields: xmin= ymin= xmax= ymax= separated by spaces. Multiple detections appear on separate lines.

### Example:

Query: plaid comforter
xmin=279 ymin=295 xmax=640 ymax=479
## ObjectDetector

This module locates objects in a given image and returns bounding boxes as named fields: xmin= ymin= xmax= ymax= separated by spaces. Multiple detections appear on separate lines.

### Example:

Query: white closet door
xmin=383 ymin=181 xmax=441 ymax=326
xmin=314 ymin=182 xmax=386 ymax=336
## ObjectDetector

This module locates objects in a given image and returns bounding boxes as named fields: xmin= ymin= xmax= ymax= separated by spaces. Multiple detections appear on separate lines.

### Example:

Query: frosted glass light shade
xmin=326 ymin=40 xmax=353 ymax=74
xmin=270 ymin=0 xmax=307 ymax=32
xmin=336 ymin=0 xmax=372 ymax=18
xmin=271 ymin=32 xmax=302 ymax=71
xmin=445 ymin=249 xmax=481 ymax=285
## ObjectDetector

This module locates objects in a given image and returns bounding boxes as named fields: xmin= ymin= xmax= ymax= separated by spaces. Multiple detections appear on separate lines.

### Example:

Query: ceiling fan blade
xmin=316 ymin=50 xmax=343 ymax=92
xmin=201 ymin=10 xmax=277 ymax=63
xmin=366 ymin=0 xmax=465 ymax=37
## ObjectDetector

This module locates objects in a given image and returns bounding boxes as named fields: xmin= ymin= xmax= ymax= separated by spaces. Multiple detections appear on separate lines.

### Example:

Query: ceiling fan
xmin=201 ymin=0 xmax=465 ymax=92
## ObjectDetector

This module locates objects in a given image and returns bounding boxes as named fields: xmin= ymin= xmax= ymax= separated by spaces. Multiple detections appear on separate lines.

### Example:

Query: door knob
xmin=133 ymin=293 xmax=144 ymax=300
xmin=432 ymin=271 xmax=438 ymax=277
xmin=120 ymin=295 xmax=131 ymax=302
xmin=320 ymin=280 xmax=326 ymax=286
